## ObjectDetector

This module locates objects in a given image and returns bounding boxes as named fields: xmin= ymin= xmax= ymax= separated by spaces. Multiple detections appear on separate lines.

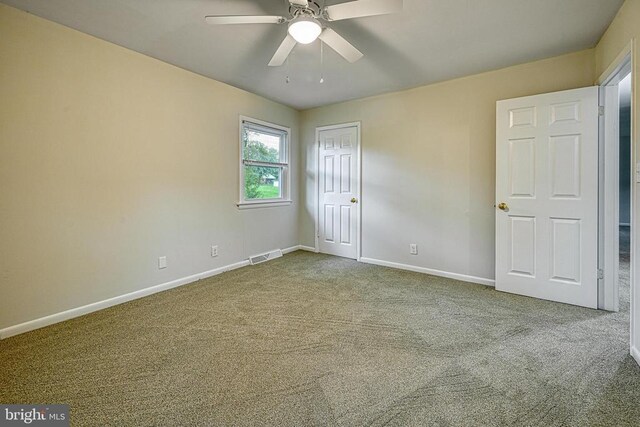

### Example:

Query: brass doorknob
xmin=497 ymin=202 xmax=508 ymax=211
xmin=351 ymin=198 xmax=358 ymax=203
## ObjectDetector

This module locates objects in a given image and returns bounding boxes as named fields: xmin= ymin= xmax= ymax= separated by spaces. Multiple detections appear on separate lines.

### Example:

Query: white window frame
xmin=237 ymin=116 xmax=292 ymax=209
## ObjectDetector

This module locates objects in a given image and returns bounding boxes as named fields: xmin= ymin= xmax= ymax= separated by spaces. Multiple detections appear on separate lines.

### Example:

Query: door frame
xmin=598 ymin=48 xmax=632 ymax=312
xmin=314 ymin=122 xmax=362 ymax=260
xmin=597 ymin=40 xmax=636 ymax=361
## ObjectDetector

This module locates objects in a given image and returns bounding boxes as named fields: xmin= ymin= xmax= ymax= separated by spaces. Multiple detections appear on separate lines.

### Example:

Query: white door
xmin=318 ymin=125 xmax=359 ymax=259
xmin=495 ymin=87 xmax=599 ymax=308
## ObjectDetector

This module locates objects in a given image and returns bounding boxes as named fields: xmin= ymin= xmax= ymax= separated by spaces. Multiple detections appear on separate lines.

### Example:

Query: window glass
xmin=240 ymin=120 xmax=288 ymax=202
xmin=243 ymin=165 xmax=282 ymax=200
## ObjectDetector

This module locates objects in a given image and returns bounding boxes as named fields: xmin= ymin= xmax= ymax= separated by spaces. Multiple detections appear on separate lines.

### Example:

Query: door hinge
xmin=597 ymin=269 xmax=604 ymax=280
xmin=599 ymin=106 xmax=605 ymax=116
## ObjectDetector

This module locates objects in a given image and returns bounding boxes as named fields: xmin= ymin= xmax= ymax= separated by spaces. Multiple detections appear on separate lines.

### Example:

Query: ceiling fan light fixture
xmin=288 ymin=16 xmax=322 ymax=44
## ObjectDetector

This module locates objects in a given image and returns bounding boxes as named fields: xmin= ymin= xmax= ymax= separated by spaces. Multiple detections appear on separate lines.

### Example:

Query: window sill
xmin=237 ymin=200 xmax=292 ymax=210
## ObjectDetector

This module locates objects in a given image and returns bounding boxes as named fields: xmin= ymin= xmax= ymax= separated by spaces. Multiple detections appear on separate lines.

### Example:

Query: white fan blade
xmin=325 ymin=0 xmax=402 ymax=21
xmin=269 ymin=34 xmax=297 ymax=66
xmin=289 ymin=0 xmax=309 ymax=6
xmin=319 ymin=28 xmax=363 ymax=63
xmin=205 ymin=15 xmax=285 ymax=25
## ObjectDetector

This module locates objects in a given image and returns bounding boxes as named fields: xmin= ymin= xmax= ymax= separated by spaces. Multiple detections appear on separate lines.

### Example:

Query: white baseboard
xmin=632 ymin=346 xmax=640 ymax=367
xmin=359 ymin=257 xmax=495 ymax=287
xmin=1 ymin=248 xmax=491 ymax=339
xmin=1 ymin=245 xmax=317 ymax=339
xmin=0 ymin=259 xmax=250 ymax=340
xmin=282 ymin=245 xmax=317 ymax=253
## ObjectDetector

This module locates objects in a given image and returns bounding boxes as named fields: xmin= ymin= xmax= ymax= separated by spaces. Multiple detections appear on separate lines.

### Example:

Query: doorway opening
xmin=598 ymin=45 xmax=637 ymax=365
xmin=618 ymin=72 xmax=632 ymax=315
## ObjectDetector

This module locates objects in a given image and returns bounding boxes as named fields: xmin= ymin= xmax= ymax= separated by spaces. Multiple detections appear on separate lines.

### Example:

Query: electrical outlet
xmin=211 ymin=245 xmax=219 ymax=257
xmin=409 ymin=244 xmax=418 ymax=255
xmin=158 ymin=256 xmax=167 ymax=269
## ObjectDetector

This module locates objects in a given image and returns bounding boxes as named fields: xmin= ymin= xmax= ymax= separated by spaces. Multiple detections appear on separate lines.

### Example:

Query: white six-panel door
xmin=496 ymin=87 xmax=599 ymax=308
xmin=318 ymin=126 xmax=359 ymax=259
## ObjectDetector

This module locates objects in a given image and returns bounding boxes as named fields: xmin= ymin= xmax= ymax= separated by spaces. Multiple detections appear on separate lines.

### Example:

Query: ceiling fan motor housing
xmin=289 ymin=1 xmax=323 ymax=19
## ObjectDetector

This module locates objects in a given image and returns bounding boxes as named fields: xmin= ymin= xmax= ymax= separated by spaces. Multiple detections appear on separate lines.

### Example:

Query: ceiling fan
xmin=205 ymin=0 xmax=403 ymax=66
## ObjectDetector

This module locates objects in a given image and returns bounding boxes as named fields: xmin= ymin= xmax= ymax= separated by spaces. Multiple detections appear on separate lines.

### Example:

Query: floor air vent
xmin=249 ymin=249 xmax=283 ymax=265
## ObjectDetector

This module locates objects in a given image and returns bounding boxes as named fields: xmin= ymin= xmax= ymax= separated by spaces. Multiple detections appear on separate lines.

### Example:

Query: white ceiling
xmin=1 ymin=0 xmax=624 ymax=109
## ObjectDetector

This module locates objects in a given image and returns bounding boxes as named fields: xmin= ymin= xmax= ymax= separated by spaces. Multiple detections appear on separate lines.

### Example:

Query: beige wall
xmin=595 ymin=0 xmax=640 ymax=358
xmin=0 ymin=4 xmax=300 ymax=330
xmin=300 ymin=50 xmax=596 ymax=281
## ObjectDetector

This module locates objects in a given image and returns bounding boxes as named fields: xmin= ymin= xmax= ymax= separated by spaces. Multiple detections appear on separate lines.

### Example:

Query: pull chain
xmin=286 ymin=56 xmax=290 ymax=84
xmin=319 ymin=40 xmax=324 ymax=84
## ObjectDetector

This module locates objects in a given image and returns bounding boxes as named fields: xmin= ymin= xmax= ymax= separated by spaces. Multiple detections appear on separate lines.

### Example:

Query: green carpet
xmin=1 ymin=248 xmax=638 ymax=426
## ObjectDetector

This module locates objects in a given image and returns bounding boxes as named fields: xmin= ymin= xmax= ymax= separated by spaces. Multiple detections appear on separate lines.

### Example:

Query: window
xmin=238 ymin=117 xmax=291 ymax=208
